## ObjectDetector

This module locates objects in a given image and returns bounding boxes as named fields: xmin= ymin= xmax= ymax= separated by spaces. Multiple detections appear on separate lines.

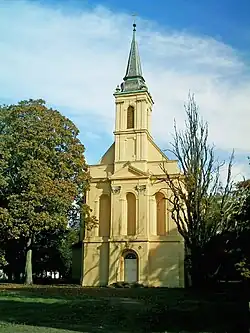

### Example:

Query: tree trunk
xmin=8 ymin=272 xmax=14 ymax=282
xmin=24 ymin=237 xmax=33 ymax=285
xmin=186 ymin=246 xmax=204 ymax=289
xmin=190 ymin=262 xmax=203 ymax=289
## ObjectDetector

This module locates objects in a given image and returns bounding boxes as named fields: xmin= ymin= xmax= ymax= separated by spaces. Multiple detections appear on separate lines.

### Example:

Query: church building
xmin=78 ymin=24 xmax=184 ymax=287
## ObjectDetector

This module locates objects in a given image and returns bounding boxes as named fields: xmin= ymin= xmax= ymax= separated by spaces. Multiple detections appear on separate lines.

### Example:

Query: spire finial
xmin=132 ymin=13 xmax=137 ymax=31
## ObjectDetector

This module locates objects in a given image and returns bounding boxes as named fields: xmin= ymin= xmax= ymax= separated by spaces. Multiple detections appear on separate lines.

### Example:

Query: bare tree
xmin=158 ymin=93 xmax=235 ymax=287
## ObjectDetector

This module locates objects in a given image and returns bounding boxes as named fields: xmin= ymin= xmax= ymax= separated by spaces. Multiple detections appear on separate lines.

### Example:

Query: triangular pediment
xmin=110 ymin=162 xmax=149 ymax=180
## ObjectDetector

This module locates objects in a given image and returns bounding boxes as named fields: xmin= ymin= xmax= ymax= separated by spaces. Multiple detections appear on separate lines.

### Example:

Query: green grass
xmin=0 ymin=284 xmax=247 ymax=332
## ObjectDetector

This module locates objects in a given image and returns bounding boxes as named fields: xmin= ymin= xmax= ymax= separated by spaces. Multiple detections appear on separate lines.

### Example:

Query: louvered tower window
xmin=127 ymin=106 xmax=135 ymax=129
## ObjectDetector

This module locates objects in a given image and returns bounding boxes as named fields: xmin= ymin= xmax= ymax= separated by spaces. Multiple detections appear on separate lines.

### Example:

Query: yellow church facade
xmin=80 ymin=24 xmax=185 ymax=288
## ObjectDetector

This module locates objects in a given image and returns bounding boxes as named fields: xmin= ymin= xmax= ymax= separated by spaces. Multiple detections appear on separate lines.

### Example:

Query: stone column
xmin=110 ymin=185 xmax=121 ymax=236
xmin=135 ymin=185 xmax=147 ymax=235
xmin=115 ymin=135 xmax=120 ymax=162
xmin=120 ymin=197 xmax=126 ymax=235
xmin=136 ymin=196 xmax=140 ymax=235
xmin=136 ymin=100 xmax=141 ymax=129
xmin=149 ymin=195 xmax=157 ymax=235
xmin=94 ymin=199 xmax=99 ymax=237
xmin=136 ymin=133 xmax=140 ymax=161
xmin=121 ymin=104 xmax=126 ymax=129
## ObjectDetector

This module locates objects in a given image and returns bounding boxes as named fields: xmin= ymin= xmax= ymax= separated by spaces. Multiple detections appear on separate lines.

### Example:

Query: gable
xmin=110 ymin=162 xmax=149 ymax=180
xmin=99 ymin=143 xmax=115 ymax=164
xmin=147 ymin=137 xmax=168 ymax=162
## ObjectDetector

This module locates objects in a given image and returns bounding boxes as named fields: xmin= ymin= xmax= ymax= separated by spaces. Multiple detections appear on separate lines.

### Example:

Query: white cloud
xmin=231 ymin=162 xmax=250 ymax=183
xmin=219 ymin=160 xmax=250 ymax=187
xmin=0 ymin=0 xmax=249 ymax=176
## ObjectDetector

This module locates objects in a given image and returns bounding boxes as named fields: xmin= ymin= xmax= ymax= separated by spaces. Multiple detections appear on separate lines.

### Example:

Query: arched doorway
xmin=123 ymin=251 xmax=138 ymax=283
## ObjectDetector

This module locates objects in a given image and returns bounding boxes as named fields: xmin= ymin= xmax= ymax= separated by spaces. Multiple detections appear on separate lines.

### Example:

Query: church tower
xmin=77 ymin=24 xmax=185 ymax=288
xmin=113 ymin=23 xmax=153 ymax=171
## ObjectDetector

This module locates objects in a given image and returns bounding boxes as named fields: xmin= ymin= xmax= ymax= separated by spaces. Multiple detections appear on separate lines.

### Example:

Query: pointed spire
xmin=118 ymin=23 xmax=148 ymax=93
xmin=124 ymin=23 xmax=143 ymax=79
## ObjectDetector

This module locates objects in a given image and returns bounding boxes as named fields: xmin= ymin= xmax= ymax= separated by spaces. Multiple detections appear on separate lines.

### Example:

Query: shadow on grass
xmin=0 ymin=285 xmax=247 ymax=301
xmin=0 ymin=288 xmax=248 ymax=332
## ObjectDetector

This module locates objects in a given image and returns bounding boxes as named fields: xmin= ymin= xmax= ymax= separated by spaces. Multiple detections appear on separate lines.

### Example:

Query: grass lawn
xmin=0 ymin=284 xmax=248 ymax=332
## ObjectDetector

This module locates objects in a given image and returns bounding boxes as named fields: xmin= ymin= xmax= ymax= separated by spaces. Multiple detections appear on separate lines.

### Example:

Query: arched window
xmin=126 ymin=192 xmax=136 ymax=235
xmin=127 ymin=106 xmax=135 ymax=129
xmin=124 ymin=252 xmax=137 ymax=260
xmin=99 ymin=194 xmax=111 ymax=237
xmin=155 ymin=192 xmax=166 ymax=236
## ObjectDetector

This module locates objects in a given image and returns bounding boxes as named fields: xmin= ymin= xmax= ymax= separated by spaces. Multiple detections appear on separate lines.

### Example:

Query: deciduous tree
xmin=157 ymin=94 xmax=237 ymax=287
xmin=0 ymin=99 xmax=95 ymax=284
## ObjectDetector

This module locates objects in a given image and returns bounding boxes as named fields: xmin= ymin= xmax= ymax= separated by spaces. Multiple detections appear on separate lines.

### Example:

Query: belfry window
xmin=127 ymin=106 xmax=135 ymax=129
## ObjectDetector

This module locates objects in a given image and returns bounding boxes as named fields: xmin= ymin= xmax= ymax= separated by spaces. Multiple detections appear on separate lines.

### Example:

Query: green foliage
xmin=234 ymin=180 xmax=250 ymax=229
xmin=232 ymin=180 xmax=250 ymax=279
xmin=57 ymin=228 xmax=79 ymax=277
xmin=0 ymin=248 xmax=7 ymax=268
xmin=0 ymin=99 xmax=93 ymax=283
xmin=235 ymin=259 xmax=250 ymax=279
xmin=32 ymin=228 xmax=79 ymax=279
xmin=82 ymin=204 xmax=98 ymax=231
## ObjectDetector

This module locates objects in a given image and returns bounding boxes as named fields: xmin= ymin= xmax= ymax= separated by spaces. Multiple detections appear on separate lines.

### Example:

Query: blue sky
xmin=0 ymin=0 xmax=249 ymax=182
xmin=40 ymin=0 xmax=250 ymax=50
